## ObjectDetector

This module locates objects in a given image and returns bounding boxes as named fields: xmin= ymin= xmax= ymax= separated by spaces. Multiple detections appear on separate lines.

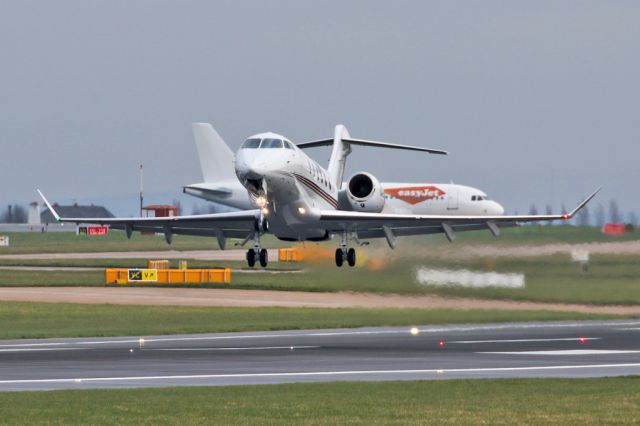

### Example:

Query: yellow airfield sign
xmin=127 ymin=269 xmax=158 ymax=282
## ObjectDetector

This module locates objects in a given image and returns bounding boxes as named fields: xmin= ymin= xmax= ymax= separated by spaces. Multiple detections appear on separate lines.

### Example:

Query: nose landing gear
xmin=245 ymin=212 xmax=269 ymax=268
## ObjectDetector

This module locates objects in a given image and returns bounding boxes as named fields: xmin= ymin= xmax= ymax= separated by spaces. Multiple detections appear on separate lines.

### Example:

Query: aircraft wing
xmin=317 ymin=187 xmax=601 ymax=246
xmin=37 ymin=190 xmax=258 ymax=249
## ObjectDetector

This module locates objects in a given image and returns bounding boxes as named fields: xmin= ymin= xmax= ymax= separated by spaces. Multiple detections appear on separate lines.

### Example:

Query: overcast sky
xmin=1 ymin=1 xmax=639 ymax=217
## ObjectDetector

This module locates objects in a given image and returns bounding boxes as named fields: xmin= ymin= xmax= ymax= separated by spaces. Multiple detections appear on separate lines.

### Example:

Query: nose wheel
xmin=246 ymin=222 xmax=268 ymax=268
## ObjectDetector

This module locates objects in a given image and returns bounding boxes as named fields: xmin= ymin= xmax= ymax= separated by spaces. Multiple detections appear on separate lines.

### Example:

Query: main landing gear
xmin=335 ymin=231 xmax=356 ymax=268
xmin=246 ymin=247 xmax=268 ymax=268
xmin=335 ymin=247 xmax=356 ymax=267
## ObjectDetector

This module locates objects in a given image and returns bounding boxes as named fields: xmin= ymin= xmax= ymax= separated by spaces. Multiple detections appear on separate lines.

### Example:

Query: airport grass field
xmin=1 ymin=253 xmax=639 ymax=305
xmin=0 ymin=226 xmax=638 ymax=338
xmin=1 ymin=377 xmax=639 ymax=424
xmin=0 ymin=301 xmax=611 ymax=339
xmin=0 ymin=225 xmax=637 ymax=254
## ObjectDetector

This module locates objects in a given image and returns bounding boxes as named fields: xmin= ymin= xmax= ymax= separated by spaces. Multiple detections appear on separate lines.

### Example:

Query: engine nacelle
xmin=345 ymin=172 xmax=385 ymax=213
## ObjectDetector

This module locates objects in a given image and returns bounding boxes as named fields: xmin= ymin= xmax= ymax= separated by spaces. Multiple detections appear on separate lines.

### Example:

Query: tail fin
xmin=192 ymin=123 xmax=236 ymax=183
xmin=327 ymin=124 xmax=352 ymax=189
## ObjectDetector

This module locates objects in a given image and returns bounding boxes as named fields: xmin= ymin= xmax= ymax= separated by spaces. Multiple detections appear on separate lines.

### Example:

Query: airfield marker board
xmin=127 ymin=269 xmax=158 ymax=282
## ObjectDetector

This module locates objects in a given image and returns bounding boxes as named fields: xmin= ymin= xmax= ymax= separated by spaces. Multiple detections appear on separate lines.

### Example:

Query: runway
xmin=2 ymin=320 xmax=640 ymax=391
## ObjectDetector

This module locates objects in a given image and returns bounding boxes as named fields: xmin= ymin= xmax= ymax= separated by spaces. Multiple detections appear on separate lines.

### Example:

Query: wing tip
xmin=36 ymin=189 xmax=61 ymax=222
xmin=568 ymin=186 xmax=603 ymax=218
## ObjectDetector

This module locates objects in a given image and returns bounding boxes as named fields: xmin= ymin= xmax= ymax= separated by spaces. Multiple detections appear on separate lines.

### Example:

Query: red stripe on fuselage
xmin=293 ymin=173 xmax=338 ymax=207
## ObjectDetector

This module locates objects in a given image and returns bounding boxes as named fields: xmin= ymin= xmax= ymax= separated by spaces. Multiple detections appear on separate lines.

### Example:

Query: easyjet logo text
xmin=384 ymin=186 xmax=446 ymax=205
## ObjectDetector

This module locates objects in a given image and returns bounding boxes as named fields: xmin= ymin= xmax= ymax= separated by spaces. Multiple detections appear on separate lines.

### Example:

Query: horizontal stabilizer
xmin=297 ymin=137 xmax=448 ymax=155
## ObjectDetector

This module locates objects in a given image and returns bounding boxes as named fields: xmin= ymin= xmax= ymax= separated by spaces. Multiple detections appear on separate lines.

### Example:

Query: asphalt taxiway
xmin=2 ymin=320 xmax=640 ymax=391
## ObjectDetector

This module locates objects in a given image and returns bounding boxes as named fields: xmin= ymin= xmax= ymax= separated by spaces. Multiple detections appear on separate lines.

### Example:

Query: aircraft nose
xmin=235 ymin=152 xmax=269 ymax=180
xmin=492 ymin=201 xmax=505 ymax=215
xmin=247 ymin=161 xmax=270 ymax=178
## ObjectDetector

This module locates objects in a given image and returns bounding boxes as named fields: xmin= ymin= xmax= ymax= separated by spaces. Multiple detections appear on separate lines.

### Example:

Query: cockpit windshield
xmin=242 ymin=138 xmax=261 ymax=149
xmin=260 ymin=138 xmax=283 ymax=149
xmin=241 ymin=138 xmax=286 ymax=149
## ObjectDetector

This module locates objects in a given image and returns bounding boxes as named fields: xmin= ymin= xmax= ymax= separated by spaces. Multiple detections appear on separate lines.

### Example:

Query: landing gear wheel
xmin=246 ymin=249 xmax=256 ymax=267
xmin=335 ymin=248 xmax=344 ymax=267
xmin=347 ymin=248 xmax=356 ymax=267
xmin=259 ymin=248 xmax=268 ymax=267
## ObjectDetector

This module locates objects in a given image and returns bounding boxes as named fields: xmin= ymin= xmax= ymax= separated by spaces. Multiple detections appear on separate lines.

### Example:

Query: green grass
xmin=1 ymin=253 xmax=640 ymax=305
xmin=0 ymin=257 xmax=297 ymax=270
xmin=0 ymin=231 xmax=285 ymax=254
xmin=0 ymin=270 xmax=104 ymax=286
xmin=0 ymin=301 xmax=617 ymax=339
xmin=0 ymin=226 xmax=636 ymax=256
xmin=1 ymin=378 xmax=639 ymax=425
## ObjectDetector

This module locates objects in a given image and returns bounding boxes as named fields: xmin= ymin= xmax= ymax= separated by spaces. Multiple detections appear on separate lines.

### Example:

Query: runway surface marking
xmin=2 ymin=363 xmax=640 ymax=385
xmin=2 ymin=321 xmax=638 ymax=349
xmin=481 ymin=349 xmax=640 ymax=356
xmin=146 ymin=346 xmax=319 ymax=352
xmin=0 ymin=348 xmax=86 ymax=353
xmin=449 ymin=337 xmax=600 ymax=344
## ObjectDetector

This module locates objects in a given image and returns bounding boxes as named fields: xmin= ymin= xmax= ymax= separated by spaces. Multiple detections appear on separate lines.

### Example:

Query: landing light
xmin=261 ymin=208 xmax=269 ymax=215
xmin=256 ymin=196 xmax=267 ymax=207
xmin=410 ymin=327 xmax=419 ymax=336
xmin=298 ymin=207 xmax=307 ymax=215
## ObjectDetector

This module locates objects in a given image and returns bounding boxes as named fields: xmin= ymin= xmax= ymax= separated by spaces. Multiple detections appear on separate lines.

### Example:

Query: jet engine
xmin=345 ymin=172 xmax=385 ymax=213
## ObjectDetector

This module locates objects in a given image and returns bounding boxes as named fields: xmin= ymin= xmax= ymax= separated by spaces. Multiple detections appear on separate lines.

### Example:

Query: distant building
xmin=142 ymin=204 xmax=179 ymax=218
xmin=28 ymin=201 xmax=41 ymax=226
xmin=40 ymin=203 xmax=115 ymax=224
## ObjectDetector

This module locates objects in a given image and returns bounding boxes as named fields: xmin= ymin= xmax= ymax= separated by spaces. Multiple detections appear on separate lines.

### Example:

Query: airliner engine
xmin=345 ymin=172 xmax=385 ymax=213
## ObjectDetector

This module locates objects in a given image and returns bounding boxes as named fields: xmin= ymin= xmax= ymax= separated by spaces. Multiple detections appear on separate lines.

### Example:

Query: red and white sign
xmin=87 ymin=226 xmax=109 ymax=236
xmin=384 ymin=186 xmax=446 ymax=205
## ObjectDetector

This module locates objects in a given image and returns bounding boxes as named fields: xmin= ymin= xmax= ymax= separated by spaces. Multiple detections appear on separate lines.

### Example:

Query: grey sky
xmin=1 ymin=1 xmax=639 ymax=216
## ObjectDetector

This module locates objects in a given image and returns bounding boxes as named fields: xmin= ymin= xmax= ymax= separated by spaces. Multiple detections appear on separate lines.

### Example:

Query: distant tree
xmin=594 ymin=203 xmax=606 ymax=227
xmin=628 ymin=211 xmax=638 ymax=227
xmin=543 ymin=205 xmax=553 ymax=226
xmin=577 ymin=205 xmax=590 ymax=227
xmin=528 ymin=204 xmax=538 ymax=215
xmin=13 ymin=205 xmax=27 ymax=223
xmin=609 ymin=199 xmax=621 ymax=224
xmin=191 ymin=205 xmax=201 ymax=215
xmin=1 ymin=204 xmax=27 ymax=223
xmin=4 ymin=205 xmax=12 ymax=223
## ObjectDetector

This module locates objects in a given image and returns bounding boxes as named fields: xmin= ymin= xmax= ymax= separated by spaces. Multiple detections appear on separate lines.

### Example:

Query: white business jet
xmin=184 ymin=124 xmax=504 ymax=218
xmin=38 ymin=124 xmax=600 ymax=268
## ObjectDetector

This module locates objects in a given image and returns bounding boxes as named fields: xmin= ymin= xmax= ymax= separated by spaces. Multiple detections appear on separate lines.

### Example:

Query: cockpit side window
xmin=242 ymin=138 xmax=261 ymax=149
xmin=284 ymin=141 xmax=294 ymax=150
xmin=471 ymin=196 xmax=477 ymax=201
xmin=260 ymin=138 xmax=283 ymax=149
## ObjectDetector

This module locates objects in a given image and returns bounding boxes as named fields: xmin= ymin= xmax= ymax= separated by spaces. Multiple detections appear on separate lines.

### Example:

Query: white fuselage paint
xmin=191 ymin=131 xmax=505 ymax=241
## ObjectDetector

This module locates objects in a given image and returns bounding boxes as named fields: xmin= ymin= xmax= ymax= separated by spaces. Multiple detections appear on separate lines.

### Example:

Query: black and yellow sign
xmin=127 ymin=269 xmax=157 ymax=282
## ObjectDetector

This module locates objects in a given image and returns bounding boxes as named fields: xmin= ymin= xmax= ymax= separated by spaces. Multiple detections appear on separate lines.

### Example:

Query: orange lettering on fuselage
xmin=384 ymin=186 xmax=446 ymax=205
